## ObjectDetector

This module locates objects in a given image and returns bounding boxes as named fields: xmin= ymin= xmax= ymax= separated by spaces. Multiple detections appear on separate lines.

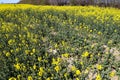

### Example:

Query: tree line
xmin=18 ymin=0 xmax=120 ymax=8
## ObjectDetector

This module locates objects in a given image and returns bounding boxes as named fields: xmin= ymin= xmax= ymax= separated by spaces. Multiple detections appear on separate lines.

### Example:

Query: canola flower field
xmin=0 ymin=4 xmax=120 ymax=80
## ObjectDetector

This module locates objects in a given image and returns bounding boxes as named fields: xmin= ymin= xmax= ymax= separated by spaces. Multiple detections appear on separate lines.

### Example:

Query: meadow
xmin=0 ymin=4 xmax=120 ymax=80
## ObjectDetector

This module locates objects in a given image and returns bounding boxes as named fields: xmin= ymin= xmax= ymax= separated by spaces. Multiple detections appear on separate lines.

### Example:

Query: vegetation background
xmin=0 ymin=0 xmax=120 ymax=80
xmin=18 ymin=0 xmax=120 ymax=8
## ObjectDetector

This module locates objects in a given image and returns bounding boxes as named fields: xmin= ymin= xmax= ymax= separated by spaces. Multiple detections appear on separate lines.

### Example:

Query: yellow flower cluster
xmin=54 ymin=65 xmax=60 ymax=73
xmin=9 ymin=77 xmax=16 ymax=80
xmin=109 ymin=71 xmax=115 ymax=77
xmin=96 ymin=74 xmax=102 ymax=80
xmin=14 ymin=63 xmax=21 ymax=70
xmin=76 ymin=70 xmax=81 ymax=75
xmin=82 ymin=51 xmax=89 ymax=57
xmin=96 ymin=64 xmax=103 ymax=70
xmin=62 ymin=53 xmax=69 ymax=58
xmin=27 ymin=76 xmax=33 ymax=80
xmin=38 ymin=67 xmax=44 ymax=76
xmin=52 ymin=57 xmax=61 ymax=65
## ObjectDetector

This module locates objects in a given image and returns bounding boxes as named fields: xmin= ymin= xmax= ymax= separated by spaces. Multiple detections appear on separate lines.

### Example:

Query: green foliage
xmin=0 ymin=5 xmax=120 ymax=80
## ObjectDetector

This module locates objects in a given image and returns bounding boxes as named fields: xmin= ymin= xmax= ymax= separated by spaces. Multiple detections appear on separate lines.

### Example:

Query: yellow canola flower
xmin=114 ymin=29 xmax=117 ymax=32
xmin=52 ymin=58 xmax=61 ymax=65
xmin=98 ymin=31 xmax=102 ymax=35
xmin=71 ymin=48 xmax=75 ymax=51
xmin=14 ymin=63 xmax=21 ymax=70
xmin=109 ymin=71 xmax=115 ymax=77
xmin=16 ymin=48 xmax=20 ymax=52
xmin=62 ymin=40 xmax=65 ymax=46
xmin=64 ymin=73 xmax=68 ymax=78
xmin=27 ymin=32 xmax=31 ymax=38
xmin=46 ymin=77 xmax=51 ymax=80
xmin=9 ymin=77 xmax=16 ymax=80
xmin=38 ymin=57 xmax=42 ymax=62
xmin=108 ymin=40 xmax=112 ymax=44
xmin=19 ymin=34 xmax=22 ymax=38
xmin=8 ymin=39 xmax=15 ymax=45
xmin=52 ymin=58 xmax=58 ymax=65
xmin=62 ymin=53 xmax=69 ymax=58
xmin=97 ymin=64 xmax=103 ymax=70
xmin=22 ymin=40 xmax=26 ymax=43
xmin=76 ymin=70 xmax=81 ymax=75
xmin=33 ymin=64 xmax=37 ymax=70
xmin=25 ymin=50 xmax=30 ymax=55
xmin=38 ymin=67 xmax=44 ymax=76
xmin=55 ymin=43 xmax=58 ymax=48
xmin=30 ymin=52 xmax=34 ymax=55
xmin=76 ymin=78 xmax=80 ymax=80
xmin=15 ymin=58 xmax=18 ymax=62
xmin=96 ymin=74 xmax=102 ymax=80
xmin=10 ymin=49 xmax=14 ymax=53
xmin=27 ymin=76 xmax=33 ymax=80
xmin=82 ymin=51 xmax=89 ymax=57
xmin=22 ymin=65 xmax=26 ymax=72
xmin=17 ymin=75 xmax=21 ymax=80
xmin=90 ymin=29 xmax=93 ymax=32
xmin=54 ymin=65 xmax=60 ymax=73
xmin=80 ymin=62 xmax=83 ymax=65
xmin=5 ymin=34 xmax=9 ymax=39
xmin=32 ymin=39 xmax=37 ymax=43
xmin=90 ymin=54 xmax=93 ymax=58
xmin=32 ymin=48 xmax=35 ymax=53
xmin=6 ymin=52 xmax=10 ymax=57
xmin=71 ymin=66 xmax=77 ymax=71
